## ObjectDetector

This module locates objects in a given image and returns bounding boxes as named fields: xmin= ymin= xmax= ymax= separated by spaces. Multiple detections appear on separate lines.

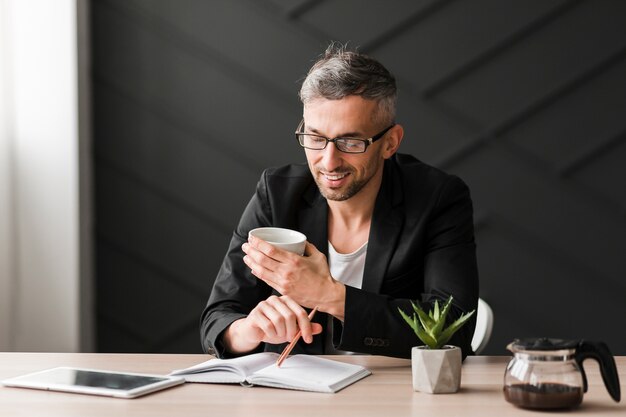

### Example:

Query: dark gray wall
xmin=91 ymin=0 xmax=626 ymax=354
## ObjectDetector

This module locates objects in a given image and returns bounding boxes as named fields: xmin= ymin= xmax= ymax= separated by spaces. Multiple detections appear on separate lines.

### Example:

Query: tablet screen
xmin=2 ymin=367 xmax=184 ymax=398
xmin=28 ymin=368 xmax=165 ymax=390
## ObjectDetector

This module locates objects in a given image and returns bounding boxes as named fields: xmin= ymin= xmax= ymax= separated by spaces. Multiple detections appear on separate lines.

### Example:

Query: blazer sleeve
xmin=199 ymin=171 xmax=274 ymax=357
xmin=337 ymin=176 xmax=479 ymax=359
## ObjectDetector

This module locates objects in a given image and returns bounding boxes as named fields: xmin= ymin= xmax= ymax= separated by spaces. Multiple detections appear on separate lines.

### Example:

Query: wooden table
xmin=0 ymin=353 xmax=624 ymax=416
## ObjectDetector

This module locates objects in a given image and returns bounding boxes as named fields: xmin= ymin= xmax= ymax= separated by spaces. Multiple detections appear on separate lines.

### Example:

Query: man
xmin=201 ymin=45 xmax=479 ymax=359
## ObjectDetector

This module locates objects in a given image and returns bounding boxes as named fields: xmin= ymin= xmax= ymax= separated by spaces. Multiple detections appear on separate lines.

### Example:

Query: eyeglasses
xmin=295 ymin=120 xmax=395 ymax=154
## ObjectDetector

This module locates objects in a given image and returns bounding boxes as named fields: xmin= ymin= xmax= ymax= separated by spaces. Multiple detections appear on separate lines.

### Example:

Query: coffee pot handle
xmin=575 ymin=340 xmax=621 ymax=402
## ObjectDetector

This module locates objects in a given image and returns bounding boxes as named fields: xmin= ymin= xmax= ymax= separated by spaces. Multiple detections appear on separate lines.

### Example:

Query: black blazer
xmin=201 ymin=153 xmax=479 ymax=359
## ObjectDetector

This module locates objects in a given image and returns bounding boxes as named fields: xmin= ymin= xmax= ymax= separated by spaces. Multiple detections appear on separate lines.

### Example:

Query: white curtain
xmin=0 ymin=0 xmax=88 ymax=352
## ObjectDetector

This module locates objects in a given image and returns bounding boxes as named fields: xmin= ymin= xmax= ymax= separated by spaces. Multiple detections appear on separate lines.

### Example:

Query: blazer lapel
xmin=297 ymin=183 xmax=329 ymax=353
xmin=362 ymin=159 xmax=404 ymax=293
xmin=299 ymin=182 xmax=329 ymax=256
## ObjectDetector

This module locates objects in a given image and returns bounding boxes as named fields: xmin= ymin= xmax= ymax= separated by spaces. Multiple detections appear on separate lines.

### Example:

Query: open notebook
xmin=170 ymin=352 xmax=371 ymax=393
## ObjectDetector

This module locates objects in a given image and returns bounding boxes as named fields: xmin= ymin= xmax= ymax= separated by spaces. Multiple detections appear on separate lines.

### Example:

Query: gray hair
xmin=299 ymin=43 xmax=397 ymax=126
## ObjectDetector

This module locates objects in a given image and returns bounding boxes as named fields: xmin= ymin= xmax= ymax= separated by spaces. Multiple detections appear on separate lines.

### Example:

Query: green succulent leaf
xmin=414 ymin=324 xmax=438 ymax=349
xmin=431 ymin=296 xmax=454 ymax=338
xmin=398 ymin=308 xmax=418 ymax=334
xmin=398 ymin=296 xmax=476 ymax=349
xmin=411 ymin=301 xmax=436 ymax=331
xmin=398 ymin=307 xmax=439 ymax=348
xmin=438 ymin=310 xmax=476 ymax=347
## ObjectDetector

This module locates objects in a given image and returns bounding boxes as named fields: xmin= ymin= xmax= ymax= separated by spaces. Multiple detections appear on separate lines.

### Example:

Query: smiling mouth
xmin=322 ymin=172 xmax=349 ymax=181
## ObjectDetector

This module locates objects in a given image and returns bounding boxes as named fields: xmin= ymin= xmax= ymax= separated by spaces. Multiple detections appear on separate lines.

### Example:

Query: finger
xmin=241 ymin=241 xmax=249 ymax=254
xmin=249 ymin=235 xmax=288 ymax=262
xmin=255 ymin=300 xmax=289 ymax=340
xmin=248 ymin=307 xmax=279 ymax=341
xmin=280 ymin=297 xmax=315 ymax=344
xmin=242 ymin=242 xmax=268 ymax=259
xmin=311 ymin=323 xmax=323 ymax=336
xmin=243 ymin=242 xmax=284 ymax=281
xmin=244 ymin=255 xmax=282 ymax=293
xmin=303 ymin=241 xmax=317 ymax=256
xmin=242 ymin=252 xmax=264 ymax=275
xmin=265 ymin=296 xmax=299 ymax=340
xmin=242 ymin=250 xmax=273 ymax=279
xmin=244 ymin=244 xmax=280 ymax=274
xmin=264 ymin=296 xmax=298 ymax=342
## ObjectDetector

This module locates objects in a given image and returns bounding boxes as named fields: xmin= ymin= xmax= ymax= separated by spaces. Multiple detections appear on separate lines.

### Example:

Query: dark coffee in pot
xmin=503 ymin=383 xmax=583 ymax=409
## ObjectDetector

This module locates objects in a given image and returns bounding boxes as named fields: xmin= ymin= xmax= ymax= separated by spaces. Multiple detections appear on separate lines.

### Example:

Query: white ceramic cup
xmin=248 ymin=227 xmax=307 ymax=255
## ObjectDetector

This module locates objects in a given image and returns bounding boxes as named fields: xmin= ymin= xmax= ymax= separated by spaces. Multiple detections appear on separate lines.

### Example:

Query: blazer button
xmin=364 ymin=337 xmax=373 ymax=346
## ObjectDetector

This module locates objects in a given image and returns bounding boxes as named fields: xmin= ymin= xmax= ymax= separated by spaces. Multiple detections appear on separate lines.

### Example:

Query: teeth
xmin=324 ymin=173 xmax=347 ymax=180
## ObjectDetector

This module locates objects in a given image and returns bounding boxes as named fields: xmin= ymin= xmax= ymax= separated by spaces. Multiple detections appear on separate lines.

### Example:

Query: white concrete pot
xmin=411 ymin=345 xmax=462 ymax=394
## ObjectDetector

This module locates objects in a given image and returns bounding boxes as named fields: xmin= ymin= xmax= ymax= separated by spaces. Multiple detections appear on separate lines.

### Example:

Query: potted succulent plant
xmin=398 ymin=296 xmax=475 ymax=394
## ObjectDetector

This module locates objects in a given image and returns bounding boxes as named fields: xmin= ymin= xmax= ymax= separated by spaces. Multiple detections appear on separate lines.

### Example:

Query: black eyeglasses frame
xmin=294 ymin=119 xmax=395 ymax=154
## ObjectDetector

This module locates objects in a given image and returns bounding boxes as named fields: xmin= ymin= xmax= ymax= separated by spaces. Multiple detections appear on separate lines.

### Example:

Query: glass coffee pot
xmin=504 ymin=338 xmax=621 ymax=410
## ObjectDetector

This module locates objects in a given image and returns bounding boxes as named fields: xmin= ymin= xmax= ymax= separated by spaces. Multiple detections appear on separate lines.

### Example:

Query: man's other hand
xmin=222 ymin=295 xmax=322 ymax=354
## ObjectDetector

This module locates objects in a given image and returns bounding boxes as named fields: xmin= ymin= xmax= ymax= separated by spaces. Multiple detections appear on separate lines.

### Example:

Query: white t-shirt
xmin=328 ymin=240 xmax=367 ymax=289
xmin=325 ymin=240 xmax=367 ymax=354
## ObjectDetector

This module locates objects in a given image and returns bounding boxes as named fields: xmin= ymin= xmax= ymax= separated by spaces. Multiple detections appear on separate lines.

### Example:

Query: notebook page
xmin=248 ymin=355 xmax=370 ymax=393
xmin=170 ymin=352 xmax=278 ymax=383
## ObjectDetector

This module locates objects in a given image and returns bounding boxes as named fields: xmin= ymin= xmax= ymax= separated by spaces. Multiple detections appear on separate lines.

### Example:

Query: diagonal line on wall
xmin=248 ymin=0 xmax=482 ymax=138
xmin=95 ymin=153 xmax=234 ymax=237
xmin=398 ymin=78 xmax=482 ymax=138
xmin=444 ymin=126 xmax=626 ymax=220
xmin=97 ymin=0 xmax=294 ymax=107
xmin=284 ymin=0 xmax=326 ymax=20
xmin=97 ymin=233 xmax=211 ymax=298
xmin=249 ymin=0 xmax=331 ymax=41
xmin=501 ymin=139 xmax=626 ymax=218
xmin=93 ymin=75 xmax=265 ymax=175
xmin=436 ymin=44 xmax=626 ymax=169
xmin=422 ymin=0 xmax=583 ymax=97
xmin=359 ymin=0 xmax=458 ymax=54
xmin=565 ymin=175 xmax=626 ymax=217
xmin=558 ymin=127 xmax=626 ymax=177
xmin=476 ymin=210 xmax=626 ymax=337
xmin=490 ymin=45 xmax=626 ymax=138
xmin=434 ymin=131 xmax=489 ymax=170
xmin=485 ymin=213 xmax=626 ymax=296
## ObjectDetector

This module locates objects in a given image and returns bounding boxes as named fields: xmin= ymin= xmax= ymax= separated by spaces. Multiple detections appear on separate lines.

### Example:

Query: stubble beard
xmin=315 ymin=172 xmax=368 ymax=201
xmin=313 ymin=159 xmax=380 ymax=202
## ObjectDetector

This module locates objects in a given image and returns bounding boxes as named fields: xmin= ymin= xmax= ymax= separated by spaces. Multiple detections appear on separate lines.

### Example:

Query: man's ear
xmin=382 ymin=124 xmax=404 ymax=159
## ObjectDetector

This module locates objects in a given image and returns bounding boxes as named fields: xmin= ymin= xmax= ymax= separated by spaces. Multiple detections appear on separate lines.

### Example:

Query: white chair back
xmin=471 ymin=298 xmax=494 ymax=354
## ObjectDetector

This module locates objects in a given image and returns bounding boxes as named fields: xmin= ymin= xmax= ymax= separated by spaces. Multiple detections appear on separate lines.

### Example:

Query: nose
xmin=320 ymin=142 xmax=343 ymax=172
